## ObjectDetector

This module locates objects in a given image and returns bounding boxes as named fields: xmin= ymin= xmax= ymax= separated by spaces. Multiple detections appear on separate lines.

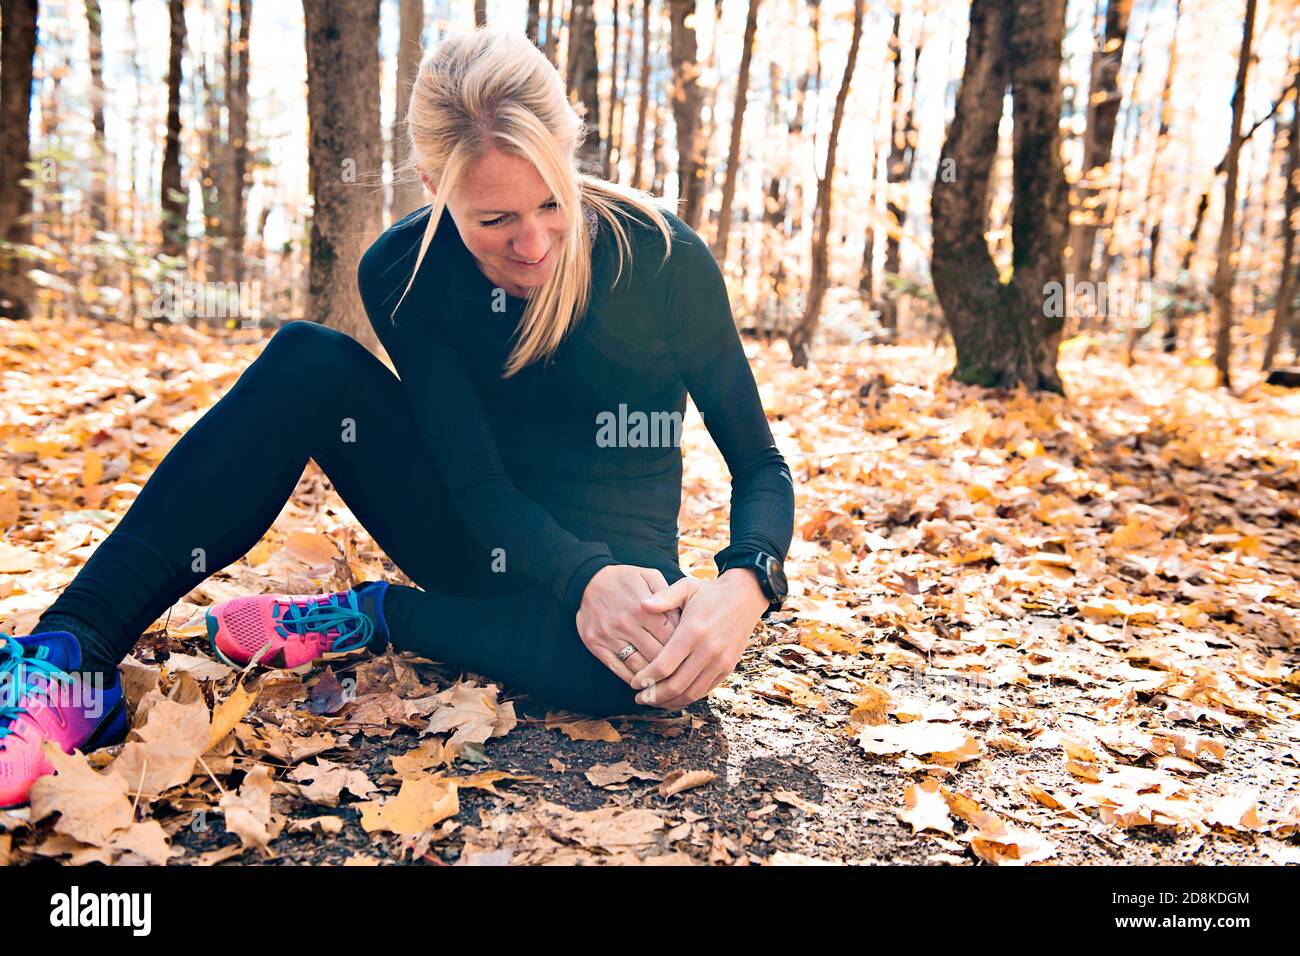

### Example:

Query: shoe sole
xmin=206 ymin=609 xmax=241 ymax=668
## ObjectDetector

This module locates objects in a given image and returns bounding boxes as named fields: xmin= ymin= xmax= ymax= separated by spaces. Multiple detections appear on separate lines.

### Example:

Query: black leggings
xmin=37 ymin=320 xmax=668 ymax=718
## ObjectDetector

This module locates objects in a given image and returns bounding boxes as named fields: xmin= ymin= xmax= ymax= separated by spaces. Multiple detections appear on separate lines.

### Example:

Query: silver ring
xmin=617 ymin=643 xmax=637 ymax=662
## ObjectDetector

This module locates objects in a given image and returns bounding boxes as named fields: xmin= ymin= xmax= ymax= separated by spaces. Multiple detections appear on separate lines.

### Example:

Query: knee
xmin=262 ymin=320 xmax=369 ymax=374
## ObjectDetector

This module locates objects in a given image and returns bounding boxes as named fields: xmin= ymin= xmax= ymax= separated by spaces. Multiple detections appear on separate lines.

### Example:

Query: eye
xmin=479 ymin=201 xmax=558 ymax=228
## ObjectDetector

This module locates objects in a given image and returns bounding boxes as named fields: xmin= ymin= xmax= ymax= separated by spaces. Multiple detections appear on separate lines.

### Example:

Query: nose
xmin=511 ymin=220 xmax=549 ymax=261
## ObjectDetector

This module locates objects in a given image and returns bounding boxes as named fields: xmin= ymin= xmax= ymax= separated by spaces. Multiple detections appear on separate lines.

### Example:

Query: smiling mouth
xmin=510 ymin=249 xmax=549 ymax=267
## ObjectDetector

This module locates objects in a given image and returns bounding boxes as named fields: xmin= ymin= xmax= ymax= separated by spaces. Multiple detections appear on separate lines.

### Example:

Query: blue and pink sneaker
xmin=206 ymin=580 xmax=390 ymax=670
xmin=0 ymin=631 xmax=129 ymax=808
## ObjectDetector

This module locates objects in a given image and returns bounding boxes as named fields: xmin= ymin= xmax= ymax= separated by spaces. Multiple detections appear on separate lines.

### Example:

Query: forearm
xmin=713 ymin=446 xmax=796 ymax=570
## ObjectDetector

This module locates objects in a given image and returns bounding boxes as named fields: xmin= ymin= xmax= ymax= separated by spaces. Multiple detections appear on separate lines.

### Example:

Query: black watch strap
xmin=717 ymin=549 xmax=787 ymax=614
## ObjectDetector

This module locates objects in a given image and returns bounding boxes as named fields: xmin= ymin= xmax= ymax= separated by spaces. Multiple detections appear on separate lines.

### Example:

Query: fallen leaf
xmin=357 ymin=776 xmax=459 ymax=836
xmin=658 ymin=769 xmax=716 ymax=797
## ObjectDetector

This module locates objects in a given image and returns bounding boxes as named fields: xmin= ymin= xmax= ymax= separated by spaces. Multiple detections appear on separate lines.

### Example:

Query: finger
xmin=637 ymin=567 xmax=670 ymax=592
xmin=640 ymin=578 xmax=691 ymax=613
xmin=637 ymin=646 xmax=709 ymax=706
xmin=643 ymin=613 xmax=674 ymax=644
xmin=664 ymin=667 xmax=725 ymax=711
xmin=625 ymin=627 xmax=664 ymax=662
xmin=642 ymin=622 xmax=671 ymax=651
xmin=630 ymin=626 xmax=695 ymax=687
xmin=637 ymin=570 xmax=682 ymax=631
xmin=606 ymin=634 xmax=658 ymax=680
xmin=589 ymin=644 xmax=637 ymax=686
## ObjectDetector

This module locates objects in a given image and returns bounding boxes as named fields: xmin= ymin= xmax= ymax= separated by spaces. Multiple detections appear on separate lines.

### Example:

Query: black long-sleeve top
xmin=356 ymin=199 xmax=794 ymax=614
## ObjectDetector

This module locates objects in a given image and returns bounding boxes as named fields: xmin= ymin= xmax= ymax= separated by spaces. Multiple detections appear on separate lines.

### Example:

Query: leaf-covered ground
xmin=1 ymin=315 xmax=1298 ymax=865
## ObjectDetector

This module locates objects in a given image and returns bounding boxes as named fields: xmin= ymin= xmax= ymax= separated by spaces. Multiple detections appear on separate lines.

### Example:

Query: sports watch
xmin=717 ymin=549 xmax=788 ymax=616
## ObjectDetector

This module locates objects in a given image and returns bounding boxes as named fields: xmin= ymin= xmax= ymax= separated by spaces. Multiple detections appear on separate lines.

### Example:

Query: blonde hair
xmin=392 ymin=27 xmax=675 ymax=377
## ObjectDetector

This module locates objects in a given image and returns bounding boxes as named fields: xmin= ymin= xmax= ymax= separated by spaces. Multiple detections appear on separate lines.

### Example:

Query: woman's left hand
xmin=629 ymin=569 xmax=770 ymax=711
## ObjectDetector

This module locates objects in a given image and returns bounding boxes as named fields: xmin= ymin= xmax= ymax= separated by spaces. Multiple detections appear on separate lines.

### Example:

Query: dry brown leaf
xmin=391 ymin=738 xmax=456 ymax=777
xmin=423 ymin=682 xmax=517 ymax=747
xmin=585 ymin=760 xmax=664 ymax=787
xmin=658 ymin=769 xmax=716 ymax=797
xmin=856 ymin=722 xmax=983 ymax=765
xmin=219 ymin=765 xmax=281 ymax=855
xmin=545 ymin=711 xmax=621 ymax=742
xmin=205 ymin=681 xmax=258 ymax=752
xmin=357 ymin=776 xmax=459 ymax=836
xmin=899 ymin=779 xmax=955 ymax=835
xmin=28 ymin=744 xmax=134 ymax=845
xmin=287 ymin=758 xmax=376 ymax=806
xmin=283 ymin=531 xmax=339 ymax=565
xmin=108 ymin=696 xmax=212 ymax=798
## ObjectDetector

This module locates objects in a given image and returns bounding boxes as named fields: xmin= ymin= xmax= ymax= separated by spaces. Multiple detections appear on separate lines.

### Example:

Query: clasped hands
xmin=575 ymin=564 xmax=770 ymax=712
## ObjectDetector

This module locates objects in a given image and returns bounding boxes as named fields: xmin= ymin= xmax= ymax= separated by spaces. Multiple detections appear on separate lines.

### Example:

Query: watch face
xmin=763 ymin=555 xmax=789 ymax=599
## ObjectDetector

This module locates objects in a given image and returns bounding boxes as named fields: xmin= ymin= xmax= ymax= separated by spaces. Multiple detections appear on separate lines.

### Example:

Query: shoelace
xmin=271 ymin=592 xmax=374 ymax=654
xmin=0 ymin=634 xmax=72 ymax=750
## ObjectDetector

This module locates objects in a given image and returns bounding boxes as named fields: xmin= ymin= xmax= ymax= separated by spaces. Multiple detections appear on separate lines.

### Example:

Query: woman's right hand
xmin=576 ymin=565 xmax=680 ymax=687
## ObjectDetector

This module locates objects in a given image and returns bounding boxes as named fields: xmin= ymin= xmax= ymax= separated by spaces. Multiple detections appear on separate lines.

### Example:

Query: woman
xmin=0 ymin=28 xmax=794 ymax=808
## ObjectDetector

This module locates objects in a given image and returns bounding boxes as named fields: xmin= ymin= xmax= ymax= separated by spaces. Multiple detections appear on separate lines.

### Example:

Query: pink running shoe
xmin=0 ymin=631 xmax=128 ymax=808
xmin=206 ymin=580 xmax=390 ymax=669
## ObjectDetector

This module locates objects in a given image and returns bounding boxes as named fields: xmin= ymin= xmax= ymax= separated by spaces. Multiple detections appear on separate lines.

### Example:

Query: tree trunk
xmin=631 ymin=0 xmax=652 ymax=189
xmin=1102 ymin=15 xmax=1147 ymax=326
xmin=161 ymin=0 xmax=189 ymax=259
xmin=200 ymin=8 xmax=225 ymax=282
xmin=566 ymin=0 xmax=601 ymax=172
xmin=222 ymin=0 xmax=252 ymax=285
xmin=85 ymin=0 xmax=110 ymax=232
xmin=787 ymin=0 xmax=864 ymax=368
xmin=1068 ymin=0 xmax=1132 ymax=288
xmin=126 ymin=0 xmax=146 ymax=243
xmin=604 ymin=0 xmax=621 ymax=175
xmin=543 ymin=0 xmax=558 ymax=65
xmin=526 ymin=0 xmax=540 ymax=43
xmin=930 ymin=0 xmax=1069 ymax=393
xmin=0 ymin=0 xmax=38 ymax=319
xmin=762 ymin=59 xmax=788 ymax=340
xmin=859 ymin=214 xmax=874 ymax=299
xmin=1210 ymin=0 xmax=1258 ymax=389
xmin=668 ymin=0 xmax=706 ymax=229
xmin=608 ymin=0 xmax=636 ymax=181
xmin=1142 ymin=0 xmax=1180 ymax=291
xmin=1264 ymin=57 xmax=1300 ymax=370
xmin=474 ymin=0 xmax=486 ymax=27
xmin=1167 ymin=186 xmax=1209 ymax=352
xmin=303 ymin=0 xmax=384 ymax=349
xmin=652 ymin=95 xmax=666 ymax=196
xmin=698 ymin=0 xmax=724 ymax=209
xmin=391 ymin=0 xmax=426 ymax=221
xmin=712 ymin=0 xmax=760 ymax=264
xmin=881 ymin=8 xmax=926 ymax=339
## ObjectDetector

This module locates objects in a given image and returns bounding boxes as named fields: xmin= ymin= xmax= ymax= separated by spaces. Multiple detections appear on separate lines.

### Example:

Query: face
xmin=422 ymin=147 xmax=568 ymax=297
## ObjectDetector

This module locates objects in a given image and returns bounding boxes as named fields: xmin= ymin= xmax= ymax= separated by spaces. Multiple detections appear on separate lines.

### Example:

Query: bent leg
xmin=37 ymin=320 xmax=484 ymax=668
xmin=36 ymin=319 xmax=651 ymax=718
xmin=383 ymin=582 xmax=658 ymax=719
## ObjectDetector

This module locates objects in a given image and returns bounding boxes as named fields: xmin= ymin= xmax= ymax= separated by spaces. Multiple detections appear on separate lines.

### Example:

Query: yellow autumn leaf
xmin=1109 ymin=516 xmax=1162 ymax=551
xmin=283 ymin=531 xmax=339 ymax=565
xmin=357 ymin=776 xmax=459 ymax=835
xmin=81 ymin=449 xmax=103 ymax=486
xmin=0 ymin=487 xmax=17 ymax=529
xmin=206 ymin=682 xmax=259 ymax=752
xmin=899 ymin=779 xmax=955 ymax=835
